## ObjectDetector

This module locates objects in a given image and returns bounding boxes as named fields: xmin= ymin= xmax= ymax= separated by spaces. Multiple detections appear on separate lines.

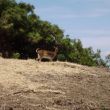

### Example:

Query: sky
xmin=18 ymin=0 xmax=110 ymax=58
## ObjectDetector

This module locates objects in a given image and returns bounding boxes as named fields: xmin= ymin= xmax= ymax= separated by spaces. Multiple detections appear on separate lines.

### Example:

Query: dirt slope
xmin=0 ymin=57 xmax=110 ymax=110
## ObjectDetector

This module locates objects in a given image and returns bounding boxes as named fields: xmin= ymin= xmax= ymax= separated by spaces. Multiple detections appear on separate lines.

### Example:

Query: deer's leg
xmin=36 ymin=57 xmax=38 ymax=61
xmin=39 ymin=57 xmax=41 ymax=62
xmin=50 ymin=58 xmax=53 ymax=62
xmin=36 ymin=54 xmax=41 ymax=62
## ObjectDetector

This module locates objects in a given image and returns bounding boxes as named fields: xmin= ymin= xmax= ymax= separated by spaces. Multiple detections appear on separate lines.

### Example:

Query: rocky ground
xmin=0 ymin=57 xmax=110 ymax=110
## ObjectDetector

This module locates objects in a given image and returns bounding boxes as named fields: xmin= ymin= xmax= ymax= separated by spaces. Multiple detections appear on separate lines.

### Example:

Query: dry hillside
xmin=0 ymin=57 xmax=110 ymax=110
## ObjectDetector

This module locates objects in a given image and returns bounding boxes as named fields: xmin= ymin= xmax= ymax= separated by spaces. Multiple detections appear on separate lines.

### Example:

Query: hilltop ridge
xmin=0 ymin=58 xmax=110 ymax=110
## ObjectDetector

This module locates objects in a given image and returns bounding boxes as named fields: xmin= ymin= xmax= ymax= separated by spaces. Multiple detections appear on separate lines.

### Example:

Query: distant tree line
xmin=0 ymin=0 xmax=108 ymax=66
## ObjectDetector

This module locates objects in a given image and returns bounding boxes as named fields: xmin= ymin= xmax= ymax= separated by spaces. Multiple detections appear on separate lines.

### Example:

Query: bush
xmin=12 ymin=52 xmax=20 ymax=59
xmin=57 ymin=54 xmax=66 ymax=61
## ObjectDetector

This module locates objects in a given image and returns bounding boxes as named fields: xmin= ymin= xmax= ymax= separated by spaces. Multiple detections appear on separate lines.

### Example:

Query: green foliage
xmin=0 ymin=0 xmax=107 ymax=67
xmin=59 ymin=38 xmax=106 ymax=66
xmin=105 ymin=54 xmax=110 ymax=67
xmin=12 ymin=52 xmax=20 ymax=59
xmin=57 ymin=54 xmax=66 ymax=61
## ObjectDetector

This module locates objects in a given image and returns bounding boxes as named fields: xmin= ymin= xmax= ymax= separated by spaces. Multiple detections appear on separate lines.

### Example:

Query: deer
xmin=36 ymin=47 xmax=58 ymax=61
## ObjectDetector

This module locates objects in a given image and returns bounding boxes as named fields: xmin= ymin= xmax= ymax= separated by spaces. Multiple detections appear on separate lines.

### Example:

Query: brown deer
xmin=36 ymin=47 xmax=58 ymax=61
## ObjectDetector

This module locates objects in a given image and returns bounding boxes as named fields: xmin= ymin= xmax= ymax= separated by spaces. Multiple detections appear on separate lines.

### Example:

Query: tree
xmin=105 ymin=54 xmax=110 ymax=67
xmin=0 ymin=0 xmax=107 ymax=67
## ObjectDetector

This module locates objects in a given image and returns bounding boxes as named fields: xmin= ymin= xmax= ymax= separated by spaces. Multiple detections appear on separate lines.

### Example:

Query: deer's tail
xmin=36 ymin=48 xmax=40 ymax=53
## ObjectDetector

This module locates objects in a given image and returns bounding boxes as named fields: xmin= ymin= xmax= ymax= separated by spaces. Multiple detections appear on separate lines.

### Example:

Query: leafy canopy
xmin=0 ymin=0 xmax=107 ymax=67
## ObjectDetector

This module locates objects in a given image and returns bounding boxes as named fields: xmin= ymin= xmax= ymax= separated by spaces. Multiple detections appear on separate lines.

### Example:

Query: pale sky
xmin=18 ymin=0 xmax=110 ymax=58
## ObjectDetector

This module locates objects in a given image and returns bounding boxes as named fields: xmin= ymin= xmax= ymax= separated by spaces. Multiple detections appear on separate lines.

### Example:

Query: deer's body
xmin=36 ymin=47 xmax=58 ymax=61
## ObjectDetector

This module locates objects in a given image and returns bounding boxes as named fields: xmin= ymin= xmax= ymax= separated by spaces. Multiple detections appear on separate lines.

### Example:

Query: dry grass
xmin=0 ymin=57 xmax=110 ymax=110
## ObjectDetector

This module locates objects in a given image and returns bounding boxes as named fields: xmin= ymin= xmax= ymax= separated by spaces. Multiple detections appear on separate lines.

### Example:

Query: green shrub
xmin=12 ymin=53 xmax=20 ymax=59
xmin=57 ymin=54 xmax=66 ymax=61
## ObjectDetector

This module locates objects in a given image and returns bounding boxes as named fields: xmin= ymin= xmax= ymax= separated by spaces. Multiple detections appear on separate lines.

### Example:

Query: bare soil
xmin=0 ymin=57 xmax=110 ymax=110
